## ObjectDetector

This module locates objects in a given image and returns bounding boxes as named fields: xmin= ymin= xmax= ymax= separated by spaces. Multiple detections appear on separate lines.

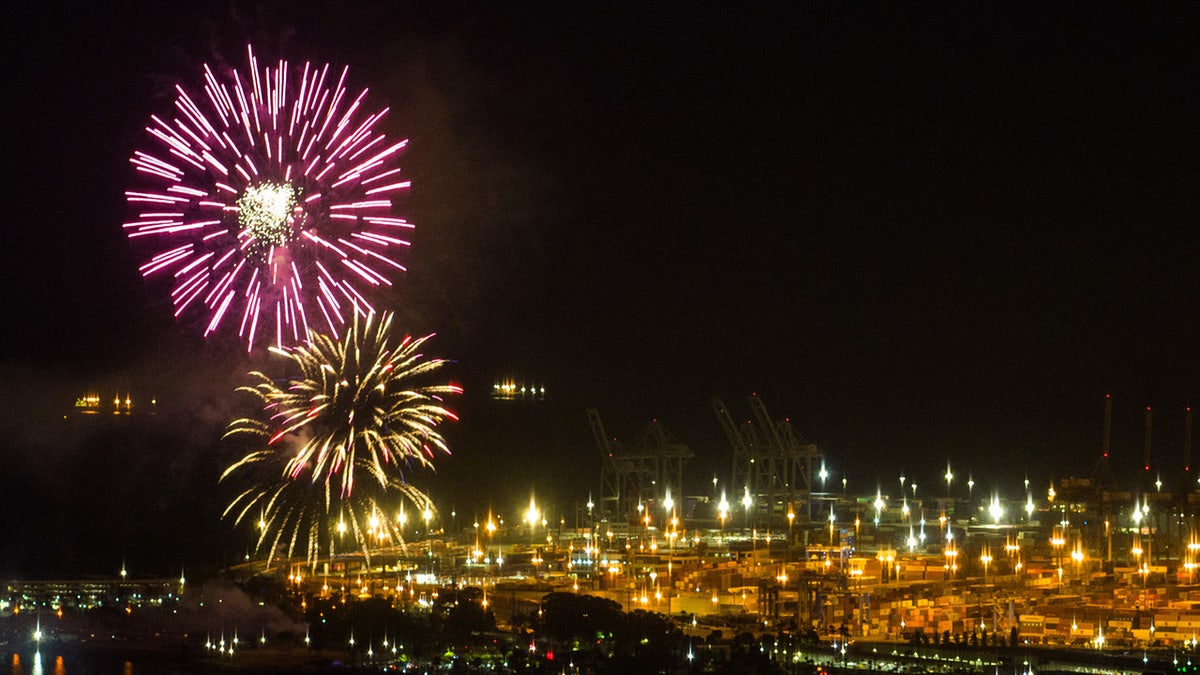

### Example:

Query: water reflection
xmin=7 ymin=651 xmax=41 ymax=675
xmin=9 ymin=651 xmax=123 ymax=675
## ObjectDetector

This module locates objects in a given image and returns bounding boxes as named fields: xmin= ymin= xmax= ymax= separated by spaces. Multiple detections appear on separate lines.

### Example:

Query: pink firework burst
xmin=125 ymin=45 xmax=412 ymax=350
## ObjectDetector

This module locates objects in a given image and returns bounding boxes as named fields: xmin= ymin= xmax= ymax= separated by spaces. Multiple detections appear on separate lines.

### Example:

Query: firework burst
xmin=222 ymin=311 xmax=459 ymax=565
xmin=126 ymin=45 xmax=413 ymax=350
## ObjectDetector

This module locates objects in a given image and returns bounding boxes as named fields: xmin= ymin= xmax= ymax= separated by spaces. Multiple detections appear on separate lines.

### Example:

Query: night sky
xmin=2 ymin=3 xmax=1199 ymax=577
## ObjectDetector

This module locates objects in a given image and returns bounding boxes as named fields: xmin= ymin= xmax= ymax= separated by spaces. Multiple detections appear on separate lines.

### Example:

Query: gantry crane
xmin=713 ymin=394 xmax=821 ymax=526
xmin=587 ymin=408 xmax=691 ymax=522
xmin=588 ymin=408 xmax=624 ymax=520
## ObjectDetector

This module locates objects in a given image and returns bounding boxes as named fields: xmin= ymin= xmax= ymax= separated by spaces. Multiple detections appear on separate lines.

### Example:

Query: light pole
xmin=828 ymin=507 xmax=836 ymax=547
xmin=943 ymin=527 xmax=957 ymax=578
xmin=423 ymin=506 xmax=433 ymax=576
xmin=1131 ymin=535 xmax=1144 ymax=588
xmin=586 ymin=497 xmax=595 ymax=565
xmin=1188 ymin=532 xmax=1200 ymax=584
xmin=526 ymin=496 xmax=540 ymax=574
xmin=1051 ymin=525 xmax=1065 ymax=568
xmin=1141 ymin=501 xmax=1152 ymax=569
xmin=1005 ymin=534 xmax=1021 ymax=581
xmin=486 ymin=512 xmax=497 ymax=575
xmin=742 ymin=487 xmax=753 ymax=536
xmin=663 ymin=492 xmax=675 ymax=572
xmin=718 ymin=491 xmax=729 ymax=548
xmin=786 ymin=507 xmax=795 ymax=556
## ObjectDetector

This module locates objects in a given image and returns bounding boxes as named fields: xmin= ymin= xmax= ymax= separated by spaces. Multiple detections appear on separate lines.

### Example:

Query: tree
xmin=539 ymin=592 xmax=624 ymax=646
xmin=442 ymin=600 xmax=496 ymax=648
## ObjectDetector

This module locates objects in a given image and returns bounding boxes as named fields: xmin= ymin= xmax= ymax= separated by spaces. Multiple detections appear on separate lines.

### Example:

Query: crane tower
xmin=713 ymin=394 xmax=822 ymax=526
xmin=587 ymin=409 xmax=692 ymax=522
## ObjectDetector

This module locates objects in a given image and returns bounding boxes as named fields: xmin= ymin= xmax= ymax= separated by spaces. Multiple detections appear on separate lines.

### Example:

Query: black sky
xmin=2 ymin=3 xmax=1199 ymax=576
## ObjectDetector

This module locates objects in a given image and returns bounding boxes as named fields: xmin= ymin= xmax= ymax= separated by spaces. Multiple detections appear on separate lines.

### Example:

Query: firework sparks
xmin=221 ymin=311 xmax=459 ymax=565
xmin=224 ymin=460 xmax=434 ymax=569
xmin=126 ymin=45 xmax=413 ymax=350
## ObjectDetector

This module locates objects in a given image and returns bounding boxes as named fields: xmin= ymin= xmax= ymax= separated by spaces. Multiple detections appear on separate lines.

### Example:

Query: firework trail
xmin=224 ymin=460 xmax=435 ymax=569
xmin=222 ymin=311 xmax=459 ymax=565
xmin=126 ymin=45 xmax=412 ymax=350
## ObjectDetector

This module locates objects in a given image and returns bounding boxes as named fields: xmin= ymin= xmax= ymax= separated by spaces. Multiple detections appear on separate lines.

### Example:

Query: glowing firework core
xmin=238 ymin=182 xmax=299 ymax=247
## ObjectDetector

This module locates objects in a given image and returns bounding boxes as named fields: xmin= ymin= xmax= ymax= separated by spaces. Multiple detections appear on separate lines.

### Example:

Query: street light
xmin=989 ymin=495 xmax=1003 ymax=524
